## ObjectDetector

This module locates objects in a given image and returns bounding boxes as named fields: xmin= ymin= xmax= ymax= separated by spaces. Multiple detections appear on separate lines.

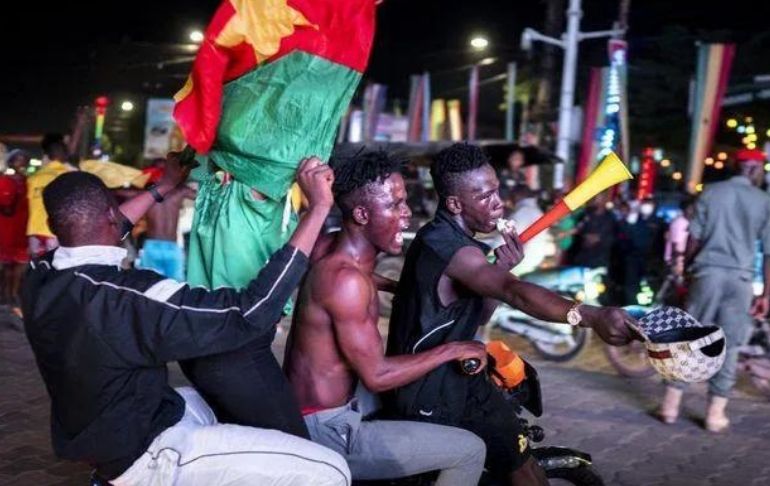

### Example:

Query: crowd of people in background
xmin=0 ymin=132 xmax=194 ymax=317
xmin=3 ymin=135 xmax=769 ymax=485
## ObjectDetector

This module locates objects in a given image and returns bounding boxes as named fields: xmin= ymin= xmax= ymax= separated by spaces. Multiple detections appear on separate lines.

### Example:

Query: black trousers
xmin=180 ymin=339 xmax=310 ymax=439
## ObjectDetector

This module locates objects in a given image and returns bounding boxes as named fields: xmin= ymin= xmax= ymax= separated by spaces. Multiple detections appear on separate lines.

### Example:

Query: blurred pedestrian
xmin=656 ymin=149 xmax=770 ymax=432
xmin=621 ymin=198 xmax=665 ymax=305
xmin=0 ymin=150 xmax=30 ymax=312
xmin=26 ymin=135 xmax=76 ymax=256
xmin=136 ymin=154 xmax=197 ymax=281
xmin=507 ymin=184 xmax=554 ymax=275
xmin=570 ymin=193 xmax=616 ymax=269
xmin=664 ymin=198 xmax=695 ymax=274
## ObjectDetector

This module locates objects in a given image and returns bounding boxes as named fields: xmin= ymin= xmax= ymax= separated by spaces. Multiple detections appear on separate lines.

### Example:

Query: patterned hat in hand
xmin=638 ymin=307 xmax=726 ymax=383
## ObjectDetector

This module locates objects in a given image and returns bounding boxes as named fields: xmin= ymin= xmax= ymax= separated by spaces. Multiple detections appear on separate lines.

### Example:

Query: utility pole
xmin=522 ymin=0 xmax=624 ymax=189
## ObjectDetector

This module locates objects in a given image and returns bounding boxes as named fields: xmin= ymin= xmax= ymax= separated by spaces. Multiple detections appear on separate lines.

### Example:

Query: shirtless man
xmin=387 ymin=143 xmax=640 ymax=486
xmin=137 ymin=153 xmax=196 ymax=280
xmin=284 ymin=151 xmax=489 ymax=485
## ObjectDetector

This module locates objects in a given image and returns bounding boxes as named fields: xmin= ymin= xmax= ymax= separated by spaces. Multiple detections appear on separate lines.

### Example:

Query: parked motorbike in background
xmin=486 ymin=266 xmax=607 ymax=362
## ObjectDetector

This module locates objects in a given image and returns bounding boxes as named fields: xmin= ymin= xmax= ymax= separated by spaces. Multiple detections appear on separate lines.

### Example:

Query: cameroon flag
xmin=175 ymin=0 xmax=377 ymax=291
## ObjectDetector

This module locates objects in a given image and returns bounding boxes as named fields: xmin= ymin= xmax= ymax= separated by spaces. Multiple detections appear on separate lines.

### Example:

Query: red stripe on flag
xmin=275 ymin=0 xmax=376 ymax=73
xmin=576 ymin=68 xmax=603 ymax=184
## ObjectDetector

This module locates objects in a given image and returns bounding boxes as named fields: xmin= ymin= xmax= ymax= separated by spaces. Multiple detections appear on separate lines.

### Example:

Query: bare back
xmin=145 ymin=186 xmax=195 ymax=241
xmin=285 ymin=249 xmax=380 ymax=410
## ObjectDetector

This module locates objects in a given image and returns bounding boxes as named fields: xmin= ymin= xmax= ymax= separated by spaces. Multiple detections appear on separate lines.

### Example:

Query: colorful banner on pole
xmin=687 ymin=43 xmax=736 ymax=193
xmin=576 ymin=40 xmax=629 ymax=185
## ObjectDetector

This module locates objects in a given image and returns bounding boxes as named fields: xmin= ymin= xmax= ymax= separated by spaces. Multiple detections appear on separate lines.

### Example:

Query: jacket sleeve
xmin=86 ymin=244 xmax=308 ymax=365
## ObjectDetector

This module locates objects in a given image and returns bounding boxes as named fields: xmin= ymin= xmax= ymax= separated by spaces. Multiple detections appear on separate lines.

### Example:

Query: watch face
xmin=567 ymin=309 xmax=581 ymax=326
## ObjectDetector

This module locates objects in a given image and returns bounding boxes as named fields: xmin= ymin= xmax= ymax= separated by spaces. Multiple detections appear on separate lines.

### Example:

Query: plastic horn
xmin=519 ymin=152 xmax=633 ymax=244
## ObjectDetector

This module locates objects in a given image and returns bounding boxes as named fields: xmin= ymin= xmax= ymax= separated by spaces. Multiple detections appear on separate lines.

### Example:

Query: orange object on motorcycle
xmin=487 ymin=340 xmax=526 ymax=388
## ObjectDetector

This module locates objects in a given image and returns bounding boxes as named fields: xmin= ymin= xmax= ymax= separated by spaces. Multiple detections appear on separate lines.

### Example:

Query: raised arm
xmin=99 ymin=156 xmax=335 ymax=364
xmin=445 ymin=245 xmax=639 ymax=346
xmin=118 ymin=151 xmax=193 ymax=224
xmin=325 ymin=268 xmax=486 ymax=393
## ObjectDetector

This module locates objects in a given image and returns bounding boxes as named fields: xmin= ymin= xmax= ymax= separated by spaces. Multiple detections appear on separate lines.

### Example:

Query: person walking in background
xmin=507 ymin=184 xmax=555 ymax=276
xmin=0 ymin=150 xmax=31 ymax=314
xmin=621 ymin=198 xmax=665 ymax=305
xmin=26 ymin=134 xmax=76 ymax=257
xmin=656 ymin=149 xmax=770 ymax=432
xmin=136 ymin=154 xmax=197 ymax=281
xmin=570 ymin=193 xmax=616 ymax=269
xmin=665 ymin=198 xmax=695 ymax=277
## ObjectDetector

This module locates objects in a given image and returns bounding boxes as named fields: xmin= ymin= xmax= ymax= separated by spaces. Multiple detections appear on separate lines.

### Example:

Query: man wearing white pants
xmin=113 ymin=388 xmax=348 ymax=486
xmin=22 ymin=156 xmax=346 ymax=484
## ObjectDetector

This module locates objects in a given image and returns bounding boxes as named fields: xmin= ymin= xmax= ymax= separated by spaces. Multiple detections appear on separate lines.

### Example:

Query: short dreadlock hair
xmin=331 ymin=150 xmax=403 ymax=217
xmin=43 ymin=172 xmax=117 ymax=245
xmin=431 ymin=143 xmax=491 ymax=201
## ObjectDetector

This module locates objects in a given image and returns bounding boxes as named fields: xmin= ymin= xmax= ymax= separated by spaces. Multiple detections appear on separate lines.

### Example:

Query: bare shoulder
xmin=446 ymin=244 xmax=489 ymax=274
xmin=308 ymin=259 xmax=371 ymax=311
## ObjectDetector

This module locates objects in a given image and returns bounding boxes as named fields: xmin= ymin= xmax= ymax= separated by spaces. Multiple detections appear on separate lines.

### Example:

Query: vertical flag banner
xmin=505 ymin=63 xmax=517 ymax=142
xmin=430 ymin=99 xmax=447 ymax=141
xmin=467 ymin=65 xmax=480 ymax=141
xmin=406 ymin=75 xmax=424 ymax=142
xmin=576 ymin=68 xmax=604 ymax=183
xmin=577 ymin=40 xmax=629 ymax=184
xmin=421 ymin=73 xmax=432 ymax=142
xmin=687 ymin=43 xmax=736 ymax=193
xmin=175 ymin=0 xmax=377 ymax=291
xmin=447 ymin=100 xmax=463 ymax=142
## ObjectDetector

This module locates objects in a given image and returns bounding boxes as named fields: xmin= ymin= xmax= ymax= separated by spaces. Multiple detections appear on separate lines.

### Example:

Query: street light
xmin=470 ymin=36 xmax=489 ymax=51
xmin=521 ymin=0 xmax=625 ymax=189
xmin=190 ymin=30 xmax=204 ymax=43
xmin=121 ymin=101 xmax=134 ymax=112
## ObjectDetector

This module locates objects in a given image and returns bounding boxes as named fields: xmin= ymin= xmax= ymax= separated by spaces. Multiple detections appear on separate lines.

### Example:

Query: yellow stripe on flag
xmin=217 ymin=0 xmax=316 ymax=64
xmin=689 ymin=45 xmax=724 ymax=191
xmin=174 ymin=76 xmax=194 ymax=103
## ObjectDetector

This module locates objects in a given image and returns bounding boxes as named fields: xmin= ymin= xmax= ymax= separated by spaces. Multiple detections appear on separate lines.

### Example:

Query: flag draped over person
xmin=174 ymin=0 xmax=377 ymax=293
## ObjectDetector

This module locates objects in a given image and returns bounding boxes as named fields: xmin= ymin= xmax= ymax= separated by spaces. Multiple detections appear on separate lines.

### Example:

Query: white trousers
xmin=112 ymin=387 xmax=350 ymax=486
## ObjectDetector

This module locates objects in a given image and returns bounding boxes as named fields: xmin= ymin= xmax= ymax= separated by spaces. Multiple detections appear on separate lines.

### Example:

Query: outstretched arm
xmin=325 ymin=269 xmax=486 ymax=393
xmin=445 ymin=246 xmax=639 ymax=346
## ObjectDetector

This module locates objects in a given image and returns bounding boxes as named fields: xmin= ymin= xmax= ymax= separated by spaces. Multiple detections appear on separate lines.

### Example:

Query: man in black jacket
xmin=22 ymin=156 xmax=350 ymax=485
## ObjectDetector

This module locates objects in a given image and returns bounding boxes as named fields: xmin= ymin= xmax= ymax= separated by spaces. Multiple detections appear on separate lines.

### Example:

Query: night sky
xmin=1 ymin=0 xmax=768 ymax=137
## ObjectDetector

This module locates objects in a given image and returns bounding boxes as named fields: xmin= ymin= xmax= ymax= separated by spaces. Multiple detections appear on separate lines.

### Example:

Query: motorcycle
xmin=353 ymin=348 xmax=605 ymax=486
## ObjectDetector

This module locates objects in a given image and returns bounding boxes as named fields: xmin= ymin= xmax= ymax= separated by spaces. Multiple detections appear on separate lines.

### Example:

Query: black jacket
xmin=22 ymin=244 xmax=308 ymax=479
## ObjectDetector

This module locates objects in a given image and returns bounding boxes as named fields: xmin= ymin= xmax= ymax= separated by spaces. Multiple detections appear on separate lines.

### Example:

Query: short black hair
xmin=431 ymin=143 xmax=491 ymax=200
xmin=43 ymin=172 xmax=116 ymax=244
xmin=41 ymin=133 xmax=67 ymax=157
xmin=331 ymin=150 xmax=403 ymax=216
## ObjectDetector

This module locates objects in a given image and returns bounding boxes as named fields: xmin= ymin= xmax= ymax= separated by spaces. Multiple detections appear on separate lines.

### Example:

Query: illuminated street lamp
xmin=121 ymin=101 xmax=134 ymax=112
xmin=190 ymin=30 xmax=204 ymax=43
xmin=470 ymin=36 xmax=489 ymax=51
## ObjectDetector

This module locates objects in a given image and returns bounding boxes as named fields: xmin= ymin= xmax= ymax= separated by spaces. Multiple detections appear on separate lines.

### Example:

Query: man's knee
xmin=298 ymin=444 xmax=351 ymax=486
xmin=462 ymin=432 xmax=487 ymax=465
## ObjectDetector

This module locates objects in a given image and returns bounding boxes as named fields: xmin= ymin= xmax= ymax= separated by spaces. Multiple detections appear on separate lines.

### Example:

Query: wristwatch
xmin=566 ymin=303 xmax=583 ymax=326
xmin=147 ymin=184 xmax=165 ymax=203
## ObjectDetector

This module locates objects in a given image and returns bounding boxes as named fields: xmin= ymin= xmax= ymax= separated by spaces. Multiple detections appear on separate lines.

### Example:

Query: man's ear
xmin=352 ymin=206 xmax=369 ymax=225
xmin=445 ymin=196 xmax=462 ymax=215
